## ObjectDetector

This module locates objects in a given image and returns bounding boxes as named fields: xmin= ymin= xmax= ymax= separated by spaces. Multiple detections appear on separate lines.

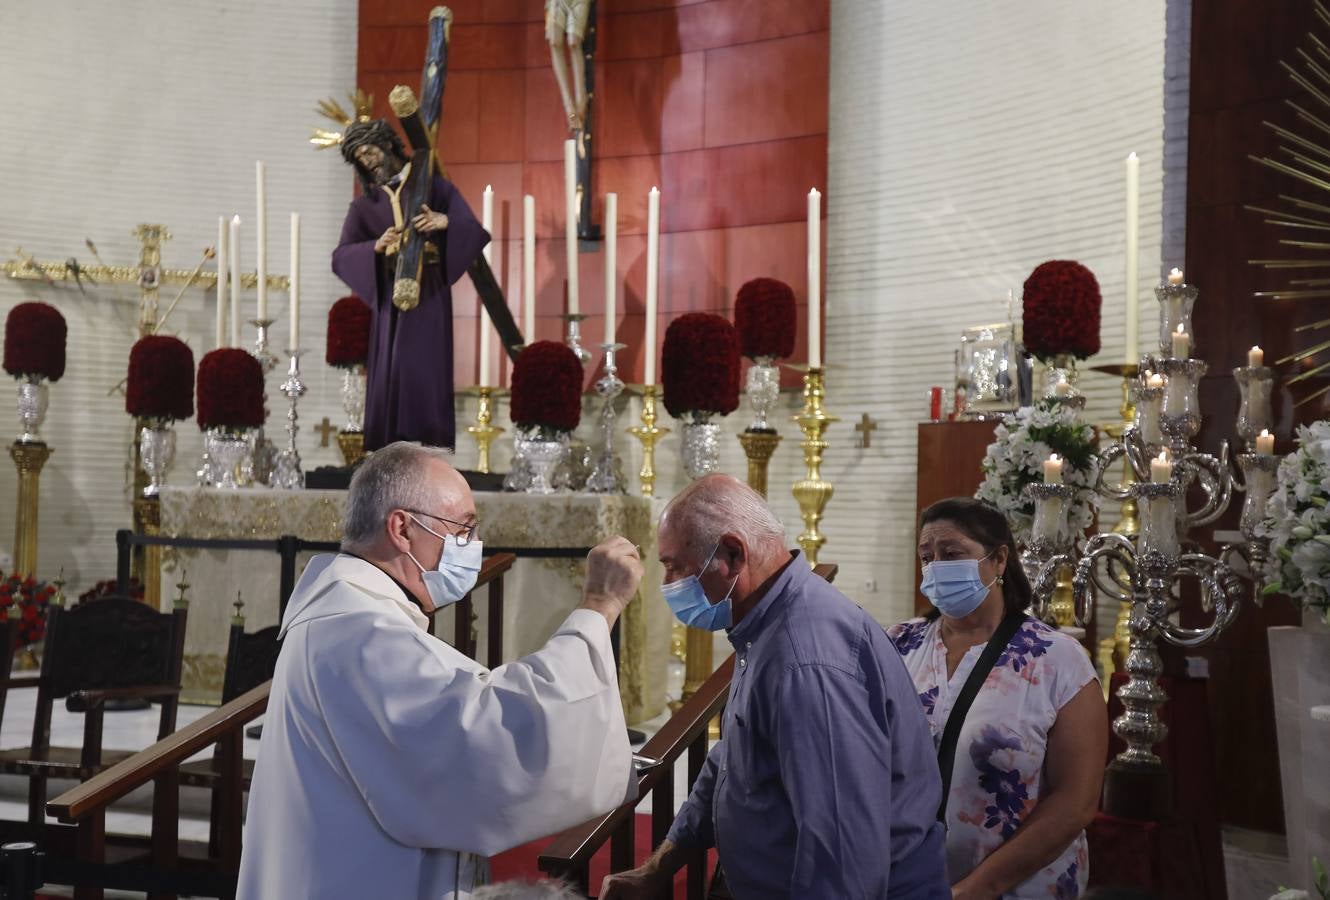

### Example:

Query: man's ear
xmin=719 ymin=533 xmax=746 ymax=572
xmin=386 ymin=510 xmax=413 ymax=553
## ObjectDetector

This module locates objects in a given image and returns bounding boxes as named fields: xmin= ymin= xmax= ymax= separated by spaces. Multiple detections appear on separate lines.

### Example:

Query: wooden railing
xmin=43 ymin=552 xmax=517 ymax=899
xmin=538 ymin=562 xmax=840 ymax=898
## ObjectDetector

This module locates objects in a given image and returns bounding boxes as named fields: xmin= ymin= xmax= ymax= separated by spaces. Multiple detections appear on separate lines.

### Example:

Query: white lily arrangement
xmin=1262 ymin=421 xmax=1330 ymax=623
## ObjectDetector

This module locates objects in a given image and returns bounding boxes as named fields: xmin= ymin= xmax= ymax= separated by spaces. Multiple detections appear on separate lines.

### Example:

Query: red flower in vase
xmin=3 ymin=302 xmax=67 ymax=382
xmin=1022 ymin=260 xmax=1101 ymax=362
xmin=197 ymin=348 xmax=266 ymax=430
xmin=511 ymin=341 xmax=584 ymax=433
xmin=0 ymin=573 xmax=53 ymax=647
xmin=734 ymin=278 xmax=797 ymax=360
xmin=662 ymin=313 xmax=741 ymax=419
xmin=326 ymin=296 xmax=372 ymax=369
xmin=126 ymin=335 xmax=195 ymax=421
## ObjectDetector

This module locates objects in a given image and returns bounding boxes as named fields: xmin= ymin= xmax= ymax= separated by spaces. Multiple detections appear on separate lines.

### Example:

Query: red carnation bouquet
xmin=126 ymin=336 xmax=195 ymax=422
xmin=511 ymin=341 xmax=583 ymax=434
xmin=197 ymin=348 xmax=266 ymax=430
xmin=662 ymin=313 xmax=741 ymax=419
xmin=1022 ymin=260 xmax=1101 ymax=362
xmin=327 ymin=296 xmax=372 ymax=369
xmin=734 ymin=278 xmax=797 ymax=360
xmin=4 ymin=302 xmax=67 ymax=382
xmin=0 ymin=573 xmax=56 ymax=647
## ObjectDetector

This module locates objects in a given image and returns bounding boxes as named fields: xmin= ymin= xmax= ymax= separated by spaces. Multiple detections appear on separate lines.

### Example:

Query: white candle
xmin=229 ymin=215 xmax=242 ymax=347
xmin=563 ymin=140 xmax=579 ymax=315
xmin=479 ymin=185 xmax=494 ymax=386
xmin=645 ymin=186 xmax=660 ymax=384
xmin=1168 ymin=267 xmax=1184 ymax=285
xmin=1147 ymin=372 xmax=1165 ymax=390
xmin=289 ymin=213 xmax=301 ymax=349
xmin=215 ymin=216 xmax=228 ymax=348
xmin=1249 ymin=345 xmax=1264 ymax=368
xmin=1256 ymin=429 xmax=1275 ymax=455
xmin=1125 ymin=152 xmax=1140 ymax=365
xmin=1043 ymin=453 xmax=1064 ymax=484
xmin=255 ymin=161 xmax=267 ymax=321
xmin=807 ymin=187 xmax=822 ymax=368
xmin=603 ymin=192 xmax=617 ymax=345
xmin=1151 ymin=451 xmax=1173 ymax=484
xmin=1171 ymin=323 xmax=1190 ymax=359
xmin=523 ymin=194 xmax=536 ymax=342
xmin=1053 ymin=378 xmax=1072 ymax=397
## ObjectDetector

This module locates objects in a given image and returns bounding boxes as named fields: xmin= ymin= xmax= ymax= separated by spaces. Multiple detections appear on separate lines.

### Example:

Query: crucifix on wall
xmin=545 ymin=0 xmax=601 ymax=240
xmin=855 ymin=413 xmax=878 ymax=448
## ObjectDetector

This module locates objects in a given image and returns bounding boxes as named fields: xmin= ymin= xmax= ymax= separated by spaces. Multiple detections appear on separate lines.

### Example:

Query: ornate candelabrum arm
xmin=1178 ymin=441 xmax=1234 ymax=529
xmin=1153 ymin=553 xmax=1243 ymax=647
xmin=1077 ymin=532 xmax=1138 ymax=603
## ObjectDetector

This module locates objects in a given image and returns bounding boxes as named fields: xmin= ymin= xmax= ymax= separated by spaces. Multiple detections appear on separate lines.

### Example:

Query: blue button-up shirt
xmin=666 ymin=553 xmax=948 ymax=899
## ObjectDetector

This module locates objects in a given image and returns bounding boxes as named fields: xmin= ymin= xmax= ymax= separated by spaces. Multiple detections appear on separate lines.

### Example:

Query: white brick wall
xmin=824 ymin=0 xmax=1169 ymax=626
xmin=0 ymin=0 xmax=358 ymax=590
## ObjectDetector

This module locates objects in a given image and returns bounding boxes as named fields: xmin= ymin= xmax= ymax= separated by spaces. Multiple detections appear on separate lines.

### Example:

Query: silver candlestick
xmin=249 ymin=318 xmax=280 ymax=373
xmin=562 ymin=313 xmax=593 ymax=364
xmin=270 ymin=349 xmax=306 ymax=490
xmin=586 ymin=343 xmax=627 ymax=494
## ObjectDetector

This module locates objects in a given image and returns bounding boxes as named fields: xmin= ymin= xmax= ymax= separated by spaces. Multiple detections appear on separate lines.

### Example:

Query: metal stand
xmin=562 ymin=313 xmax=592 ymax=364
xmin=587 ymin=343 xmax=626 ymax=493
xmin=271 ymin=350 xmax=306 ymax=490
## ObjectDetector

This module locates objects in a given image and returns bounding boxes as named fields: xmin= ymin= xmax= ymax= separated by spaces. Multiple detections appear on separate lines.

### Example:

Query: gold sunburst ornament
xmin=310 ymin=89 xmax=375 ymax=150
xmin=1249 ymin=0 xmax=1330 ymax=406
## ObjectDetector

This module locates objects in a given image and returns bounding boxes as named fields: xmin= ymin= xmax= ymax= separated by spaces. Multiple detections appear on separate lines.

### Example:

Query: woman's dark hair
xmin=919 ymin=497 xmax=1031 ymax=620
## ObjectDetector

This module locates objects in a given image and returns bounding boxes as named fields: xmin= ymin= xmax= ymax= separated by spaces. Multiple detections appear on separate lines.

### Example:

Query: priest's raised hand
xmin=238 ymin=442 xmax=637 ymax=900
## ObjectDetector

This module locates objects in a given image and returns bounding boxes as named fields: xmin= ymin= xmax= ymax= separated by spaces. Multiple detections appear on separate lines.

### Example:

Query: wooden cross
xmin=314 ymin=417 xmax=338 ymax=448
xmin=855 ymin=413 xmax=878 ymax=448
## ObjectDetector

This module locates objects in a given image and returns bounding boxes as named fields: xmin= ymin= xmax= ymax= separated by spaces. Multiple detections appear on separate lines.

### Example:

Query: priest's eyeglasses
xmin=405 ymin=510 xmax=479 ymax=546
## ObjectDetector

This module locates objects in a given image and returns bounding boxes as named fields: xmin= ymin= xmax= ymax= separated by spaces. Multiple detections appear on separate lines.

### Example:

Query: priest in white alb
xmin=237 ymin=442 xmax=639 ymax=899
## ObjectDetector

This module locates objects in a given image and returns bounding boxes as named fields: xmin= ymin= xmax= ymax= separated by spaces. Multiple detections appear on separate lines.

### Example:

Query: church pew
xmin=538 ymin=562 xmax=840 ymax=899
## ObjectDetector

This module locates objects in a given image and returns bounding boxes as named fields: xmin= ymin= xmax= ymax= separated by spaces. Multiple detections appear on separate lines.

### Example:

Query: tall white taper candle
xmin=523 ymin=194 xmax=536 ymax=342
xmin=215 ymin=216 xmax=228 ymax=348
xmin=479 ymin=185 xmax=494 ymax=385
xmin=563 ymin=140 xmax=579 ymax=314
xmin=604 ymin=192 xmax=617 ymax=345
xmin=229 ymin=215 xmax=242 ymax=347
xmin=645 ymin=186 xmax=660 ymax=384
xmin=289 ymin=213 xmax=301 ymax=349
xmin=256 ymin=161 xmax=268 ymax=321
xmin=1125 ymin=152 xmax=1140 ymax=364
xmin=807 ymin=188 xmax=822 ymax=368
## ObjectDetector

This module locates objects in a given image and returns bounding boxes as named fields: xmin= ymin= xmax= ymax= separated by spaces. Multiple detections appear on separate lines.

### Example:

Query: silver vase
xmin=139 ymin=423 xmax=176 ymax=496
xmin=341 ymin=367 xmax=367 ymax=432
xmin=745 ymin=357 xmax=780 ymax=431
xmin=504 ymin=430 xmax=534 ymax=492
xmin=681 ymin=414 xmax=722 ymax=480
xmin=16 ymin=378 xmax=48 ymax=443
xmin=207 ymin=428 xmax=251 ymax=490
xmin=525 ymin=435 xmax=569 ymax=494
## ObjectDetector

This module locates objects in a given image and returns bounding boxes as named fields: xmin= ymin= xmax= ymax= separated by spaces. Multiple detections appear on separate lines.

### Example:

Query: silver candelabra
xmin=586 ymin=343 xmax=627 ymax=494
xmin=270 ymin=349 xmax=306 ymax=490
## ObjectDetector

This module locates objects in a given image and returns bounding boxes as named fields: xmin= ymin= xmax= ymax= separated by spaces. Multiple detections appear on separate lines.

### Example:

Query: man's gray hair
xmin=471 ymin=880 xmax=581 ymax=900
xmin=662 ymin=474 xmax=788 ymax=563
xmin=341 ymin=441 xmax=455 ymax=552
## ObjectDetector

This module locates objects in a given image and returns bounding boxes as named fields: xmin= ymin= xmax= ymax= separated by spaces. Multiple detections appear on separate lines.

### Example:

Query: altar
xmin=151 ymin=486 xmax=670 ymax=725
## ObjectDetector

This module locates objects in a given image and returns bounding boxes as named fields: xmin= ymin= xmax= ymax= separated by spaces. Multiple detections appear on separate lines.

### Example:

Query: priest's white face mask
xmin=403 ymin=512 xmax=483 ymax=611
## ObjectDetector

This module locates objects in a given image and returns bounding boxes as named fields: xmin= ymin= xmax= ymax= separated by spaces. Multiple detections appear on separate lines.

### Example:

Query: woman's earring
xmin=997 ymin=575 xmax=1005 ymax=586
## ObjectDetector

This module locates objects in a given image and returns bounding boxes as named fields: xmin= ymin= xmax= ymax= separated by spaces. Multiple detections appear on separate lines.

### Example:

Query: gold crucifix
xmin=855 ymin=413 xmax=878 ymax=448
xmin=314 ymin=417 xmax=338 ymax=448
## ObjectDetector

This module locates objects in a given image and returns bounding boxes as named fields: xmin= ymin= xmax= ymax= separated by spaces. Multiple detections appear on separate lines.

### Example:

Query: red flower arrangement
xmin=4 ymin=302 xmax=67 ymax=382
xmin=734 ymin=278 xmax=797 ymax=360
xmin=78 ymin=577 xmax=145 ymax=605
xmin=197 ymin=348 xmax=266 ymax=430
xmin=0 ymin=573 xmax=56 ymax=647
xmin=1022 ymin=260 xmax=1101 ymax=361
xmin=511 ymin=341 xmax=583 ymax=433
xmin=662 ymin=313 xmax=741 ymax=418
xmin=126 ymin=336 xmax=195 ymax=422
xmin=327 ymin=296 xmax=372 ymax=369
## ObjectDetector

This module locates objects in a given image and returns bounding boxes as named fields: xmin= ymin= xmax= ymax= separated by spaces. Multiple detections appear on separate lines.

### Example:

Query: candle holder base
xmin=1103 ymin=757 xmax=1173 ymax=821
xmin=271 ymin=349 xmax=306 ymax=490
xmin=587 ymin=344 xmax=627 ymax=494
xmin=628 ymin=385 xmax=669 ymax=497
xmin=792 ymin=368 xmax=838 ymax=566
xmin=466 ymin=386 xmax=505 ymax=475
xmin=249 ymin=318 xmax=279 ymax=373
xmin=561 ymin=313 xmax=593 ymax=365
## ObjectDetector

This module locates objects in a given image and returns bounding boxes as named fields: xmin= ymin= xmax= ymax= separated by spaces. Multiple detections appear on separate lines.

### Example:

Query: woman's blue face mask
xmin=919 ymin=550 xmax=998 ymax=618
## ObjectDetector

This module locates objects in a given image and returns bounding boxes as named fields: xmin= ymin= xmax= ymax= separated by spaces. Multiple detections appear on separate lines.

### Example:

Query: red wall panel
xmin=356 ymin=0 xmax=829 ymax=385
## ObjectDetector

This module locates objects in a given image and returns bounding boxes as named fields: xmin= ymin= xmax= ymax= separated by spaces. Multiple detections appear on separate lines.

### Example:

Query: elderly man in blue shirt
xmin=602 ymin=475 xmax=948 ymax=900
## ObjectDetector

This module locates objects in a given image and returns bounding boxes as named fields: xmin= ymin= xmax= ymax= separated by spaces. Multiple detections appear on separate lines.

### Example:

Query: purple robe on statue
xmin=332 ymin=175 xmax=489 ymax=450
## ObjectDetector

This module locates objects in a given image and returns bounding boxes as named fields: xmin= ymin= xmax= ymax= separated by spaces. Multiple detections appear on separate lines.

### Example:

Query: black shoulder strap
xmin=935 ymin=611 xmax=1026 ymax=822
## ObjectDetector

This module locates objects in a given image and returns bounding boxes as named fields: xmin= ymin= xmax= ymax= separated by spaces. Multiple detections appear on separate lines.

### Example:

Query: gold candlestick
xmin=791 ymin=367 xmax=838 ymax=566
xmin=628 ymin=385 xmax=669 ymax=497
xmin=738 ymin=430 xmax=782 ymax=498
xmin=133 ymin=496 xmax=163 ymax=608
xmin=465 ymin=386 xmax=505 ymax=475
xmin=10 ymin=441 xmax=52 ymax=578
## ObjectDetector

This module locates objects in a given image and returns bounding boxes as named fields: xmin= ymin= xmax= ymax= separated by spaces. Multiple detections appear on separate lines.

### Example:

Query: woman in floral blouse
xmin=889 ymin=498 xmax=1105 ymax=899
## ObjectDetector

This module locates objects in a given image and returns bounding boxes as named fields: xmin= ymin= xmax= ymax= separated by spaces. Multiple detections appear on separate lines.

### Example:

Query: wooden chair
xmin=0 ymin=593 xmax=186 ymax=837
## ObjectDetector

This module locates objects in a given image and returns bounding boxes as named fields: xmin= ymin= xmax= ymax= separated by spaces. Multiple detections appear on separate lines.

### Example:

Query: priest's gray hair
xmin=342 ymin=441 xmax=456 ymax=552
xmin=662 ymin=473 xmax=788 ymax=564
xmin=471 ymin=881 xmax=581 ymax=900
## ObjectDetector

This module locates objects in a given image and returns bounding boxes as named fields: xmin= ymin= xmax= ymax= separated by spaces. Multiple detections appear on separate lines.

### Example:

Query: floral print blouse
xmin=887 ymin=615 xmax=1097 ymax=899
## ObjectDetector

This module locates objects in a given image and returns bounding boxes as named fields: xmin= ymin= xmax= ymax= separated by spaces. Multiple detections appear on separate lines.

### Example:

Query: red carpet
xmin=491 ymin=814 xmax=717 ymax=898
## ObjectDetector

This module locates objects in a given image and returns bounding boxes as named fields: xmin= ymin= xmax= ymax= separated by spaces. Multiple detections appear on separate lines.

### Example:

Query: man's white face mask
xmin=404 ymin=513 xmax=483 ymax=610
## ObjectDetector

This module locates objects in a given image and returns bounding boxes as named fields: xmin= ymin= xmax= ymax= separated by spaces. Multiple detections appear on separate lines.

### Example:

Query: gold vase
xmin=791 ymin=368 xmax=838 ymax=565
xmin=337 ymin=431 xmax=367 ymax=467
xmin=738 ymin=431 xmax=782 ymax=499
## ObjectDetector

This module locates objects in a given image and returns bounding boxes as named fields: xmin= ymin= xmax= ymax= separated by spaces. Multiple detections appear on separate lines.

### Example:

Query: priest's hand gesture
xmin=411 ymin=204 xmax=449 ymax=234
xmin=580 ymin=536 xmax=643 ymax=630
